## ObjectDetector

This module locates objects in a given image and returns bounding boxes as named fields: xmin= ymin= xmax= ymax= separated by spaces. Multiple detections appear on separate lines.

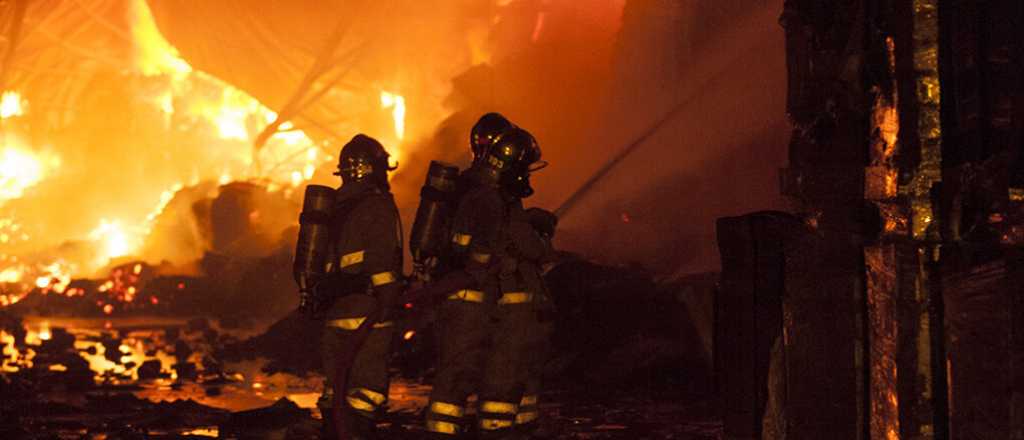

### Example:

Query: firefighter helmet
xmin=502 ymin=129 xmax=544 ymax=197
xmin=470 ymin=112 xmax=513 ymax=164
xmin=334 ymin=134 xmax=394 ymax=188
xmin=477 ymin=126 xmax=541 ymax=197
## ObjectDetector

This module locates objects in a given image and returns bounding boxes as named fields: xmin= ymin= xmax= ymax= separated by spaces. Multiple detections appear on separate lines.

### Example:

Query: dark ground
xmin=0 ymin=258 xmax=720 ymax=439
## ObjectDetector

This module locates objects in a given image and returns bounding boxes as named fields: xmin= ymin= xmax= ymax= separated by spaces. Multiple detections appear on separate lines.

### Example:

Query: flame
xmin=0 ymin=91 xmax=24 ymax=118
xmin=380 ymin=91 xmax=407 ymax=141
xmin=0 ymin=0 xmax=333 ymax=293
xmin=0 ymin=143 xmax=60 ymax=202
xmin=90 ymin=219 xmax=134 ymax=262
xmin=128 ymin=0 xmax=324 ymax=184
xmin=0 ymin=266 xmax=21 ymax=283
xmin=129 ymin=0 xmax=191 ymax=77
xmin=380 ymin=91 xmax=406 ymax=169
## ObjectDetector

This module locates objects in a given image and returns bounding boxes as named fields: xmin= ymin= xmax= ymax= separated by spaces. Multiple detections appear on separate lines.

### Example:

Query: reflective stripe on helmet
xmin=470 ymin=252 xmax=492 ymax=264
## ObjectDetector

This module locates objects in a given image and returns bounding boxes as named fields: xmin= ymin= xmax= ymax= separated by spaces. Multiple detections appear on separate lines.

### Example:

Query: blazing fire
xmin=0 ymin=91 xmax=25 ymax=119
xmin=0 ymin=142 xmax=60 ymax=202
xmin=90 ymin=219 xmax=134 ymax=263
xmin=380 ymin=91 xmax=407 ymax=168
xmin=0 ymin=0 xmax=333 ymax=304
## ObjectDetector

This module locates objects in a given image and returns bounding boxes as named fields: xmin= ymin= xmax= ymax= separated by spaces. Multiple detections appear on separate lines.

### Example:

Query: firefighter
xmin=511 ymin=205 xmax=558 ymax=436
xmin=424 ymin=126 xmax=549 ymax=439
xmin=311 ymin=134 xmax=403 ymax=440
xmin=410 ymin=112 xmax=515 ymax=282
xmin=505 ymin=135 xmax=557 ymax=436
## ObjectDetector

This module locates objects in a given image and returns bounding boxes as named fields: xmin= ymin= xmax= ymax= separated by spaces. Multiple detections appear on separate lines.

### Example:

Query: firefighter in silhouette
xmin=506 ymin=135 xmax=557 ymax=437
xmin=423 ymin=125 xmax=556 ymax=439
xmin=411 ymin=112 xmax=515 ymax=282
xmin=297 ymin=134 xmax=403 ymax=439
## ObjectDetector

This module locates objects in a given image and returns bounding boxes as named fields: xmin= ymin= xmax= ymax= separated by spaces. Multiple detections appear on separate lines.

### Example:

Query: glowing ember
xmin=38 ymin=322 xmax=51 ymax=341
xmin=403 ymin=330 xmax=416 ymax=340
xmin=0 ymin=91 xmax=24 ymax=118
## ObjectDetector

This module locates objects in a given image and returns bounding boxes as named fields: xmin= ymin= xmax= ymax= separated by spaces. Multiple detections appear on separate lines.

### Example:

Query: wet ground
xmin=1 ymin=316 xmax=721 ymax=439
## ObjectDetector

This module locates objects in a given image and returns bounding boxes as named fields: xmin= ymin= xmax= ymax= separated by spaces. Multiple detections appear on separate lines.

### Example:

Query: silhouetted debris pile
xmin=225 ymin=256 xmax=717 ymax=396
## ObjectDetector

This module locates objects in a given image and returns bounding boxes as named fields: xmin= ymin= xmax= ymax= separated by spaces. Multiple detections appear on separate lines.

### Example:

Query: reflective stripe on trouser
xmin=345 ymin=387 xmax=387 ymax=414
xmin=516 ymin=394 xmax=539 ymax=425
xmin=424 ymin=400 xmax=467 ymax=435
xmin=326 ymin=317 xmax=394 ymax=330
xmin=430 ymin=293 xmax=536 ymax=435
xmin=447 ymin=290 xmax=535 ymax=305
xmin=321 ymin=294 xmax=394 ymax=420
xmin=478 ymin=400 xmax=518 ymax=431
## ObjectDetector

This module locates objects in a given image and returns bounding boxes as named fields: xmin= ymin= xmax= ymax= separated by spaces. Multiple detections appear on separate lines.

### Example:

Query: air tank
xmin=409 ymin=161 xmax=461 ymax=265
xmin=293 ymin=185 xmax=335 ymax=291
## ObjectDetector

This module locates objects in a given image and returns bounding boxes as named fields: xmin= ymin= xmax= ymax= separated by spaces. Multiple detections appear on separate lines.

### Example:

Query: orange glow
xmin=403 ymin=330 xmax=415 ymax=340
xmin=531 ymin=13 xmax=547 ymax=42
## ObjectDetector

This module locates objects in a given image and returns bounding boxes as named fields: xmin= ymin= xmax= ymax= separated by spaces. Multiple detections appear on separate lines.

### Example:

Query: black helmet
xmin=504 ymin=130 xmax=543 ymax=197
xmin=477 ymin=126 xmax=541 ymax=197
xmin=335 ymin=134 xmax=394 ymax=188
xmin=470 ymin=112 xmax=513 ymax=163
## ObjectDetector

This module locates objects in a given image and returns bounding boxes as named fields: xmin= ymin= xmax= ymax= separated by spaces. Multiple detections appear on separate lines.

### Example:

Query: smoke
xmin=550 ymin=0 xmax=791 ymax=275
xmin=399 ymin=0 xmax=790 ymax=275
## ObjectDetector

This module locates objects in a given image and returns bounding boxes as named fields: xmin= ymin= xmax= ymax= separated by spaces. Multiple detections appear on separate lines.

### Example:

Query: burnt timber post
xmin=716 ymin=0 xmax=1022 ymax=437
